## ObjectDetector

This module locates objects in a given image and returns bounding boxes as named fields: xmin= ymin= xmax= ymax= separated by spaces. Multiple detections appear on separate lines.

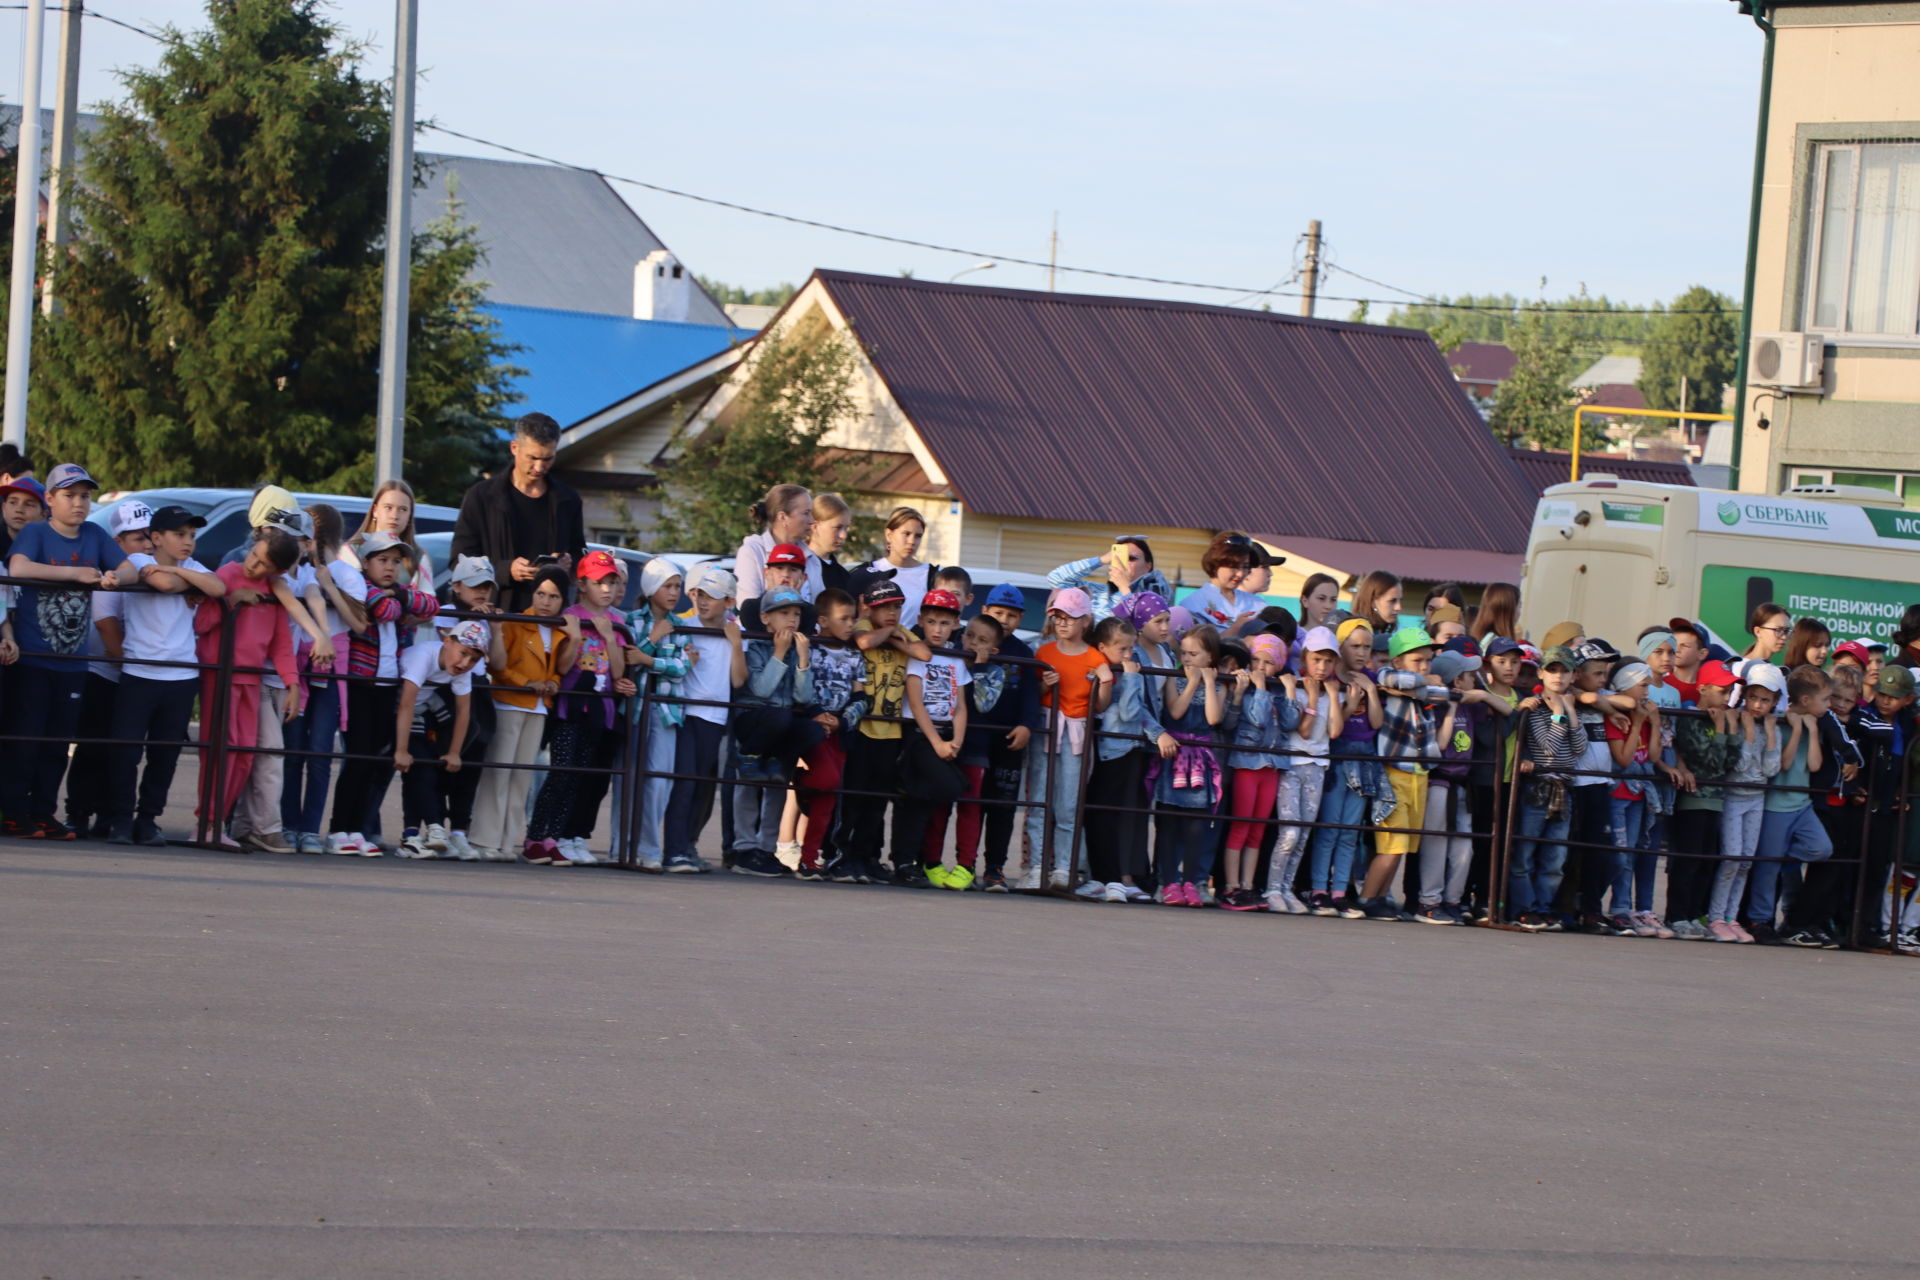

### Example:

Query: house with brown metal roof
xmin=622 ymin=270 xmax=1553 ymax=589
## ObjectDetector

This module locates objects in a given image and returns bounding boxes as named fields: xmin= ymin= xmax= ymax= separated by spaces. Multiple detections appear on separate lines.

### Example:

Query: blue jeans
xmin=1155 ymin=804 xmax=1218 ymax=887
xmin=1749 ymin=804 xmax=1833 ymax=926
xmin=1510 ymin=802 xmax=1570 ymax=916
xmin=610 ymin=715 xmax=677 ymax=865
xmin=1022 ymin=744 xmax=1087 ymax=875
xmin=281 ymin=683 xmax=341 ymax=835
xmin=1710 ymin=791 xmax=1765 ymax=923
xmin=1606 ymin=795 xmax=1651 ymax=916
xmin=1307 ymin=767 xmax=1365 ymax=894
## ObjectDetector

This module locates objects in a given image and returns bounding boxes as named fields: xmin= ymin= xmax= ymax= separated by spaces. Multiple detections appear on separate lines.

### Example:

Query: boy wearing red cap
xmin=739 ymin=543 xmax=817 ymax=635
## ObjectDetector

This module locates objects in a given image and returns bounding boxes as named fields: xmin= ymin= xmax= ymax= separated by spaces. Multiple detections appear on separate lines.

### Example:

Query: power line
xmin=0 ymin=5 xmax=168 ymax=41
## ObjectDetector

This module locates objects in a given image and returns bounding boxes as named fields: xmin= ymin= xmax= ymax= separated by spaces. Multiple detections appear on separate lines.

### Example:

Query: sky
xmin=6 ymin=0 xmax=1765 ymax=313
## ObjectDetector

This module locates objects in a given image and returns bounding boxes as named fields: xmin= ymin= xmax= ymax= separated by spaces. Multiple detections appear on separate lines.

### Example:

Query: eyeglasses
xmin=1757 ymin=624 xmax=1790 ymax=636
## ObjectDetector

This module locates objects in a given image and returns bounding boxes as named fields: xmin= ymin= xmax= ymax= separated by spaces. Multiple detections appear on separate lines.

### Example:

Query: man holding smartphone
xmin=452 ymin=412 xmax=587 ymax=614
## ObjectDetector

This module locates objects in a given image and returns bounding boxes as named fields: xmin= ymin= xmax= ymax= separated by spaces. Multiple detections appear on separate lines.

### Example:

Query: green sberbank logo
xmin=1717 ymin=500 xmax=1741 ymax=526
xmin=1718 ymin=500 xmax=1829 ymax=530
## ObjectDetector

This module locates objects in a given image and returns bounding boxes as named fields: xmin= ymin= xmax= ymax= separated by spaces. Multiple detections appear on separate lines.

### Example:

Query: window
xmin=1806 ymin=141 xmax=1920 ymax=338
xmin=1790 ymin=467 xmax=1920 ymax=508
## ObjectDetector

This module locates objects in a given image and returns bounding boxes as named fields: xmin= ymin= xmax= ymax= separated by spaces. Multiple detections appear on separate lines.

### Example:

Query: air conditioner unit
xmin=1749 ymin=331 xmax=1824 ymax=391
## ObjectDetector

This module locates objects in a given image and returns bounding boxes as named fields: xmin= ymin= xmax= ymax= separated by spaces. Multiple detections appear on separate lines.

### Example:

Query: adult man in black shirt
xmin=452 ymin=412 xmax=587 ymax=613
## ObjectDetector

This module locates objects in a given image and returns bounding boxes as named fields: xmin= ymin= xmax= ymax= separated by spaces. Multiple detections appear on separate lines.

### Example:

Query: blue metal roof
xmin=486 ymin=303 xmax=751 ymax=427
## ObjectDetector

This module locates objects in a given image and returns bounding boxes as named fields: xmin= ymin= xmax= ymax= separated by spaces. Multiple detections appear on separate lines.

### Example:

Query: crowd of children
xmin=3 ymin=469 xmax=1918 ymax=955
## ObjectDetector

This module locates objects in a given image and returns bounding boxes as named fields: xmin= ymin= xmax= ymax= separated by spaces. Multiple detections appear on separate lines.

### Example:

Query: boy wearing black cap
xmin=2 ymin=464 xmax=122 ymax=839
xmin=106 ymin=507 xmax=225 ymax=845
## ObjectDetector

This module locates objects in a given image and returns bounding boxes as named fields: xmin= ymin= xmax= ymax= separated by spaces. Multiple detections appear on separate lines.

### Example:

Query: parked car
xmin=950 ymin=565 xmax=1053 ymax=644
xmin=87 ymin=487 xmax=461 ymax=569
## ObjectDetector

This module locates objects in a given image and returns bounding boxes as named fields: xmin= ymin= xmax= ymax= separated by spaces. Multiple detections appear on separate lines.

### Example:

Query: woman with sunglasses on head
xmin=1181 ymin=532 xmax=1269 ymax=633
xmin=1047 ymin=535 xmax=1173 ymax=624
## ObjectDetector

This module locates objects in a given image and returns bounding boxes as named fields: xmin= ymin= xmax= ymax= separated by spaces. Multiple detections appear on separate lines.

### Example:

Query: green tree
xmin=27 ymin=0 xmax=519 ymax=504
xmin=1637 ymin=285 xmax=1738 ymax=416
xmin=653 ymin=327 xmax=862 ymax=553
xmin=696 ymin=276 xmax=797 ymax=308
xmin=1489 ymin=309 xmax=1579 ymax=449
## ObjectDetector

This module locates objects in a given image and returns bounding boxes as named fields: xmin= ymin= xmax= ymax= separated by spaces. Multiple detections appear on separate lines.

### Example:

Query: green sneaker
xmin=924 ymin=863 xmax=953 ymax=890
xmin=942 ymin=863 xmax=975 ymax=892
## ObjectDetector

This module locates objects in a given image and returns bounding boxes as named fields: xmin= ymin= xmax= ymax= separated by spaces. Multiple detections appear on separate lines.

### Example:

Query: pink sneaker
xmin=1728 ymin=920 xmax=1755 ymax=943
xmin=1639 ymin=912 xmax=1676 ymax=940
xmin=1627 ymin=913 xmax=1661 ymax=938
xmin=1184 ymin=881 xmax=1207 ymax=907
xmin=1707 ymin=920 xmax=1740 ymax=943
xmin=1162 ymin=882 xmax=1189 ymax=906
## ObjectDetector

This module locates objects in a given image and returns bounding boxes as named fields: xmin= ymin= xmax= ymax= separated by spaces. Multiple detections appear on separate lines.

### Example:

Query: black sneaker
xmin=1605 ymin=914 xmax=1639 ymax=937
xmin=1414 ymin=905 xmax=1453 ymax=926
xmin=983 ymin=868 xmax=1009 ymax=893
xmin=729 ymin=849 xmax=787 ymax=878
xmin=825 ymin=857 xmax=860 ymax=883
xmin=1817 ymin=931 xmax=1842 ymax=950
xmin=1540 ymin=914 xmax=1567 ymax=933
xmin=106 ymin=820 xmax=135 ymax=845
xmin=33 ymin=816 xmax=76 ymax=841
xmin=132 ymin=819 xmax=168 ymax=848
xmin=1748 ymin=922 xmax=1782 ymax=946
xmin=1779 ymin=928 xmax=1825 ymax=949
xmin=89 ymin=816 xmax=114 ymax=840
xmin=1441 ymin=903 xmax=1469 ymax=926
xmin=1362 ymin=897 xmax=1399 ymax=921
xmin=1513 ymin=911 xmax=1546 ymax=933
xmin=1307 ymin=891 xmax=1336 ymax=916
xmin=892 ymin=861 xmax=932 ymax=889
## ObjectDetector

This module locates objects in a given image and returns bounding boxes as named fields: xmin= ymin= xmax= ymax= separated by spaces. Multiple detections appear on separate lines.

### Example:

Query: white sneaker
xmin=1103 ymin=881 xmax=1129 ymax=903
xmin=326 ymin=831 xmax=362 ymax=855
xmin=1016 ymin=865 xmax=1041 ymax=891
xmin=399 ymin=833 xmax=433 ymax=859
xmin=1282 ymin=891 xmax=1311 ymax=915
xmin=569 ymin=839 xmax=599 ymax=866
xmin=773 ymin=840 xmax=802 ymax=871
xmin=353 ymin=833 xmax=381 ymax=857
xmin=1121 ymin=884 xmax=1151 ymax=903
xmin=424 ymin=823 xmax=450 ymax=852
xmin=1048 ymin=869 xmax=1070 ymax=891
xmin=445 ymin=830 xmax=479 ymax=861
xmin=1073 ymin=879 xmax=1106 ymax=900
xmin=640 ymin=855 xmax=665 ymax=872
xmin=1264 ymin=891 xmax=1288 ymax=913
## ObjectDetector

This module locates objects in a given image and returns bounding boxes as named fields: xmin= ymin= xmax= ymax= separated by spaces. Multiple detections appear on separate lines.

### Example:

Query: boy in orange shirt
xmin=1022 ymin=587 xmax=1114 ymax=890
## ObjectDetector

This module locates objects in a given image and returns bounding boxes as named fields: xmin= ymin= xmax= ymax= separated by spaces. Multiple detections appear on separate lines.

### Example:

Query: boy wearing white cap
xmin=660 ymin=565 xmax=741 ymax=872
xmin=393 ymin=621 xmax=491 ymax=858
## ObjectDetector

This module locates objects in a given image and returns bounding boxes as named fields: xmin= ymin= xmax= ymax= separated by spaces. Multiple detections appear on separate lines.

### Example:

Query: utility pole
xmin=1299 ymin=219 xmax=1322 ymax=318
xmin=373 ymin=0 xmax=418 ymax=485
xmin=4 ymin=0 xmax=49 ymax=449
xmin=1046 ymin=212 xmax=1059 ymax=292
xmin=41 ymin=0 xmax=82 ymax=317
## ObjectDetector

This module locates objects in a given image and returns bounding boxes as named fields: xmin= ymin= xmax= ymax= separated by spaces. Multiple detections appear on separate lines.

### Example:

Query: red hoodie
xmin=195 ymin=560 xmax=298 ymax=688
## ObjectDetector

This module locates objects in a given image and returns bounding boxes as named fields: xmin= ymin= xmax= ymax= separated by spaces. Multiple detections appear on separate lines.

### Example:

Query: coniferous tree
xmin=27 ymin=0 xmax=518 ymax=502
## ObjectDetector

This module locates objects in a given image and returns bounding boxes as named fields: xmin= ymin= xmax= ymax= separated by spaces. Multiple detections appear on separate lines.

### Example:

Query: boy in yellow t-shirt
xmin=841 ymin=580 xmax=932 ymax=883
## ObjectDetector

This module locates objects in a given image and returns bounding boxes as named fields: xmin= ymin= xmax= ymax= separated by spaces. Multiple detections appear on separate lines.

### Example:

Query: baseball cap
xmin=1609 ymin=661 xmax=1652 ymax=692
xmin=0 ymin=476 xmax=47 ymax=507
xmin=45 ymin=462 xmax=98 ymax=491
xmin=359 ymin=530 xmax=414 ymax=561
xmin=1483 ymin=635 xmax=1523 ymax=658
xmin=1388 ymin=626 xmax=1437 ymax=659
xmin=1875 ymin=665 xmax=1916 ymax=698
xmin=447 ymin=620 xmax=490 ymax=653
xmin=1854 ymin=635 xmax=1889 ymax=653
xmin=264 ymin=510 xmax=311 ymax=540
xmin=1833 ymin=640 xmax=1876 ymax=667
xmin=577 ymin=549 xmax=620 ymax=581
xmin=984 ymin=583 xmax=1027 ymax=611
xmin=1430 ymin=650 xmax=1482 ymax=684
xmin=450 ymin=554 xmax=497 ymax=588
xmin=109 ymin=501 xmax=154 ymax=537
xmin=1573 ymin=638 xmax=1619 ymax=664
xmin=1540 ymin=645 xmax=1579 ymax=671
xmin=1441 ymin=636 xmax=1480 ymax=656
xmin=1371 ymin=628 xmax=1392 ymax=654
xmin=1542 ymin=621 xmax=1583 ymax=650
xmin=861 ymin=579 xmax=905 ymax=607
xmin=1428 ymin=604 xmax=1463 ymax=626
xmin=688 ymin=564 xmax=737 ymax=599
xmin=920 ymin=588 xmax=962 ymax=615
xmin=765 ymin=542 xmax=806 ymax=568
xmin=1300 ymin=625 xmax=1338 ymax=654
xmin=761 ymin=586 xmax=805 ymax=612
xmin=147 ymin=504 xmax=206 ymax=532
xmin=1697 ymin=659 xmax=1739 ymax=687
xmin=1745 ymin=662 xmax=1787 ymax=695
xmin=1518 ymin=642 xmax=1543 ymax=666
xmin=1047 ymin=586 xmax=1092 ymax=619
xmin=247 ymin=485 xmax=297 ymax=528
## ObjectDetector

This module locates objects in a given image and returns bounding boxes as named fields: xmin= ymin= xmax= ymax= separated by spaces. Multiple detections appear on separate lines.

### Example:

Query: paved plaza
xmin=1 ymin=842 xmax=1913 ymax=1279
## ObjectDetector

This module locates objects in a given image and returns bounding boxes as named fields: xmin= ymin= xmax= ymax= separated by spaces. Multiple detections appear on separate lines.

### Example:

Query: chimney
xmin=633 ymin=249 xmax=691 ymax=322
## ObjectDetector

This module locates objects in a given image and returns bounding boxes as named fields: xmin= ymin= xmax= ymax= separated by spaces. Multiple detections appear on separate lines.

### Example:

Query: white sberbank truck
xmin=1520 ymin=478 xmax=1920 ymax=648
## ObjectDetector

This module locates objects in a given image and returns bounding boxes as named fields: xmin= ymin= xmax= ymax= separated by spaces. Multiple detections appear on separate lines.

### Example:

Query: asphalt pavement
xmin=1 ymin=841 xmax=1914 ymax=1279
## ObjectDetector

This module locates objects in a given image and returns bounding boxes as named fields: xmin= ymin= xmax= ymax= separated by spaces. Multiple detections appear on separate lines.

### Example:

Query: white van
xmin=1520 ymin=478 xmax=1920 ymax=647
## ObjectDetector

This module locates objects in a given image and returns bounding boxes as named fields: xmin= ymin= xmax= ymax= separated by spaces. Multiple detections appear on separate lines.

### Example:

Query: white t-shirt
xmin=87 ymin=588 xmax=127 ymax=682
xmin=682 ymin=632 xmax=733 ymax=726
xmin=1573 ymin=706 xmax=1612 ymax=788
xmin=330 ymin=558 xmax=398 ymax=679
xmin=868 ymin=561 xmax=932 ymax=629
xmin=119 ymin=554 xmax=205 ymax=683
xmin=1182 ymin=582 xmax=1263 ymax=630
xmin=906 ymin=653 xmax=971 ymax=723
xmin=1288 ymin=688 xmax=1335 ymax=758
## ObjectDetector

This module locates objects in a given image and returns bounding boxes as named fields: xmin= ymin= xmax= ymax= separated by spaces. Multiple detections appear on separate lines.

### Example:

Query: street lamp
xmin=949 ymin=260 xmax=996 ymax=284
